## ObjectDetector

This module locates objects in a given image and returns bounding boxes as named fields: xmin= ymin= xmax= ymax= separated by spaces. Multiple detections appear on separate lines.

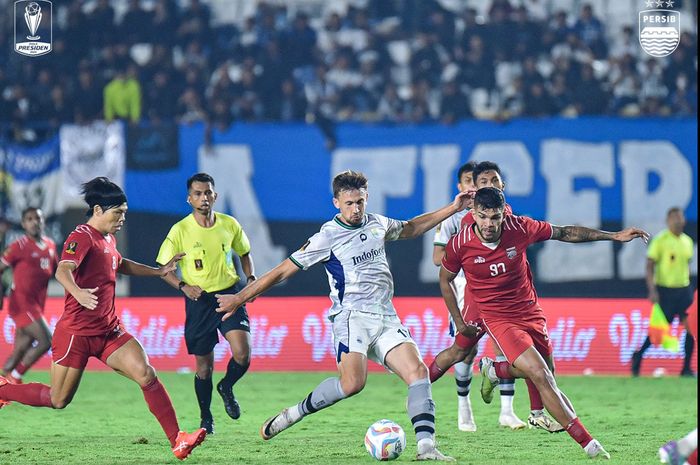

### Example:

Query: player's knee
xmin=195 ymin=365 xmax=213 ymax=379
xmin=232 ymin=352 xmax=250 ymax=368
xmin=529 ymin=366 xmax=555 ymax=390
xmin=51 ymin=394 xmax=72 ymax=409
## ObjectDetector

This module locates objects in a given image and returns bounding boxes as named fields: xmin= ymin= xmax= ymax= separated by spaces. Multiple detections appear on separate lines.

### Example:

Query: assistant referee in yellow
xmin=158 ymin=173 xmax=256 ymax=434
xmin=632 ymin=207 xmax=695 ymax=377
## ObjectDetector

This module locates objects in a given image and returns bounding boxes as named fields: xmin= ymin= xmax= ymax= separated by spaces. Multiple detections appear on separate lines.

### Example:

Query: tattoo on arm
xmin=551 ymin=225 xmax=614 ymax=243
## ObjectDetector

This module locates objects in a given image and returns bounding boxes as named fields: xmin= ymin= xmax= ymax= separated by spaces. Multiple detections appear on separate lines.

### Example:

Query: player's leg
xmin=660 ymin=428 xmax=698 ymax=464
xmin=104 ymin=335 xmax=206 ymax=459
xmin=10 ymin=318 xmax=52 ymax=382
xmin=384 ymin=342 xmax=454 ymax=461
xmin=218 ymin=318 xmax=252 ymax=422
xmin=526 ymin=352 xmax=564 ymax=432
xmin=429 ymin=340 xmax=473 ymax=382
xmin=491 ymin=341 xmax=526 ymax=430
xmin=260 ymin=311 xmax=370 ymax=440
xmin=454 ymin=346 xmax=477 ymax=432
xmin=2 ymin=326 xmax=34 ymax=381
xmin=194 ymin=353 xmax=215 ymax=433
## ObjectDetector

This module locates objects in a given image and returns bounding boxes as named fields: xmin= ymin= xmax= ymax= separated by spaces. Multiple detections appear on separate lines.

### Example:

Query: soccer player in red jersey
xmin=431 ymin=161 xmax=562 ymax=433
xmin=441 ymin=187 xmax=649 ymax=459
xmin=0 ymin=178 xmax=206 ymax=460
xmin=0 ymin=207 xmax=57 ymax=384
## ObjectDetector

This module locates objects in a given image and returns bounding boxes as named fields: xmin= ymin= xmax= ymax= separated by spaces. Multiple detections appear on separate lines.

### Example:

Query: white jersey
xmin=290 ymin=213 xmax=405 ymax=317
xmin=434 ymin=209 xmax=468 ymax=310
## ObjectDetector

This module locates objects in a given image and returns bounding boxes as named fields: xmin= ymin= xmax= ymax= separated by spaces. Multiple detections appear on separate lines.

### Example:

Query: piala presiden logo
xmin=14 ymin=0 xmax=52 ymax=57
xmin=639 ymin=0 xmax=680 ymax=57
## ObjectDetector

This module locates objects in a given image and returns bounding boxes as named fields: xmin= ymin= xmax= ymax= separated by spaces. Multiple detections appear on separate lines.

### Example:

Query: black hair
xmin=457 ymin=161 xmax=478 ymax=182
xmin=187 ymin=172 xmax=215 ymax=190
xmin=21 ymin=206 xmax=40 ymax=220
xmin=332 ymin=170 xmax=368 ymax=198
xmin=472 ymin=161 xmax=502 ymax=185
xmin=474 ymin=187 xmax=505 ymax=211
xmin=81 ymin=177 xmax=127 ymax=218
xmin=667 ymin=207 xmax=683 ymax=217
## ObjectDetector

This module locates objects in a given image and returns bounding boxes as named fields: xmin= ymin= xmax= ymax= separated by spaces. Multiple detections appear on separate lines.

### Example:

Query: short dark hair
xmin=472 ymin=161 xmax=502 ymax=185
xmin=21 ymin=206 xmax=40 ymax=220
xmin=457 ymin=161 xmax=478 ymax=182
xmin=187 ymin=173 xmax=215 ymax=190
xmin=332 ymin=170 xmax=368 ymax=198
xmin=81 ymin=177 xmax=127 ymax=218
xmin=667 ymin=207 xmax=683 ymax=217
xmin=474 ymin=187 xmax=505 ymax=211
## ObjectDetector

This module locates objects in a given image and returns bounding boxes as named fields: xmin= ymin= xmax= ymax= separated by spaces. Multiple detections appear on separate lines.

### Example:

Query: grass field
xmin=0 ymin=371 xmax=696 ymax=464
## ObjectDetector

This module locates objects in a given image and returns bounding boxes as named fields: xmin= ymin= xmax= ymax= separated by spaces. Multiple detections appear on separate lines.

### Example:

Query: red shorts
xmin=454 ymin=301 xmax=486 ymax=350
xmin=51 ymin=325 xmax=134 ymax=369
xmin=482 ymin=309 xmax=552 ymax=363
xmin=9 ymin=307 xmax=44 ymax=329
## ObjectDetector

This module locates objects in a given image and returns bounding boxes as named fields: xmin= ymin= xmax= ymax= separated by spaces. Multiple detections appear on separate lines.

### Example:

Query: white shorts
xmin=331 ymin=311 xmax=418 ymax=368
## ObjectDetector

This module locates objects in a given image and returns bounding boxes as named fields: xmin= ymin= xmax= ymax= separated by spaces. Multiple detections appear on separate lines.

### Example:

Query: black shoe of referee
xmin=200 ymin=416 xmax=215 ymax=435
xmin=217 ymin=380 xmax=241 ymax=420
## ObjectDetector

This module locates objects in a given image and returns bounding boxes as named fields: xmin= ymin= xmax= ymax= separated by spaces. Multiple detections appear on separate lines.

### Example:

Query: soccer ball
xmin=364 ymin=419 xmax=406 ymax=461
xmin=26 ymin=2 xmax=41 ymax=16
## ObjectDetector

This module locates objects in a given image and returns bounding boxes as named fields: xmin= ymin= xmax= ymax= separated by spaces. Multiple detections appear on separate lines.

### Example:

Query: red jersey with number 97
xmin=442 ymin=214 xmax=552 ymax=319
xmin=57 ymin=224 xmax=122 ymax=335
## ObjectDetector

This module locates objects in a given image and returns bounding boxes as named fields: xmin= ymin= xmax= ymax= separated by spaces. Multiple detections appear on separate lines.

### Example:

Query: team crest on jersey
xmin=65 ymin=241 xmax=77 ymax=254
xmin=506 ymin=247 xmax=517 ymax=260
xmin=474 ymin=256 xmax=486 ymax=264
xmin=369 ymin=228 xmax=383 ymax=239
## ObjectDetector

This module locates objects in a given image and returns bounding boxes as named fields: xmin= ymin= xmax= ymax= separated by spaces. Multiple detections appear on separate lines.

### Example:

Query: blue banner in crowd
xmin=125 ymin=118 xmax=697 ymax=222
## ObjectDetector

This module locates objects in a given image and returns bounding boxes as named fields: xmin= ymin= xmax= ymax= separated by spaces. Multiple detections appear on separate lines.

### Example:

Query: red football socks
xmin=428 ymin=361 xmax=445 ymax=383
xmin=0 ymin=382 xmax=52 ymax=407
xmin=525 ymin=378 xmax=544 ymax=411
xmin=15 ymin=363 xmax=28 ymax=376
xmin=687 ymin=449 xmax=697 ymax=465
xmin=141 ymin=378 xmax=180 ymax=447
xmin=493 ymin=361 xmax=512 ymax=379
xmin=566 ymin=417 xmax=593 ymax=448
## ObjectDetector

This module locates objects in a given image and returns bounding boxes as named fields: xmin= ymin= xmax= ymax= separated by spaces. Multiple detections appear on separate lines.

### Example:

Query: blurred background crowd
xmin=0 ymin=0 xmax=697 ymax=140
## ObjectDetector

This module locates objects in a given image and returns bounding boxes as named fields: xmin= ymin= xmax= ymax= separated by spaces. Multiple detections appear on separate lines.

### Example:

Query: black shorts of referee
xmin=184 ymin=282 xmax=249 ymax=355
xmin=657 ymin=285 xmax=694 ymax=322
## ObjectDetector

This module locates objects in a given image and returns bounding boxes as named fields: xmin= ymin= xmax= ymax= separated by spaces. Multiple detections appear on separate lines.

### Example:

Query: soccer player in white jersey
xmin=216 ymin=170 xmax=470 ymax=461
xmin=429 ymin=162 xmax=526 ymax=432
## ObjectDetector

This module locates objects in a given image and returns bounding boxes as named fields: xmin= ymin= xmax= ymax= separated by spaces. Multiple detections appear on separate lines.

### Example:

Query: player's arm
xmin=400 ymin=192 xmax=471 ymax=239
xmin=216 ymin=258 xmax=300 ymax=320
xmin=439 ymin=265 xmax=479 ymax=337
xmin=55 ymin=261 xmax=99 ymax=310
xmin=118 ymin=253 xmax=185 ymax=277
xmin=646 ymin=258 xmax=659 ymax=303
xmin=550 ymin=225 xmax=649 ymax=243
xmin=432 ymin=244 xmax=446 ymax=266
xmin=240 ymin=252 xmax=256 ymax=283
xmin=0 ymin=260 xmax=7 ymax=310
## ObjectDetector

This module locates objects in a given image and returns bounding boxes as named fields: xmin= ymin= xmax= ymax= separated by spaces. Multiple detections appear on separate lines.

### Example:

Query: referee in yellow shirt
xmin=632 ymin=207 xmax=695 ymax=377
xmin=157 ymin=173 xmax=256 ymax=434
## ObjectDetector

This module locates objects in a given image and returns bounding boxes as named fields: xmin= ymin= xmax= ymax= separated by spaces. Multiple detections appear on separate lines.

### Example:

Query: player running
xmin=430 ymin=161 xmax=562 ymax=433
xmin=440 ymin=187 xmax=649 ymax=460
xmin=216 ymin=170 xmax=469 ymax=461
xmin=429 ymin=161 xmax=529 ymax=432
xmin=0 ymin=207 xmax=57 ymax=384
xmin=0 ymin=178 xmax=206 ymax=461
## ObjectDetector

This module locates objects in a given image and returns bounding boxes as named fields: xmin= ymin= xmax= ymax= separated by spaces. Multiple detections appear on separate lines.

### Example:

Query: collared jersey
xmin=58 ymin=224 xmax=122 ymax=335
xmin=290 ymin=213 xmax=404 ymax=317
xmin=1 ymin=235 xmax=57 ymax=314
xmin=443 ymin=214 xmax=552 ymax=318
xmin=157 ymin=212 xmax=251 ymax=293
xmin=647 ymin=229 xmax=694 ymax=288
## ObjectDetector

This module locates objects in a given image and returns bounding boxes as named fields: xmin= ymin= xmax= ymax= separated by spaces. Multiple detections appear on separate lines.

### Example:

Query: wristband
xmin=178 ymin=281 xmax=187 ymax=290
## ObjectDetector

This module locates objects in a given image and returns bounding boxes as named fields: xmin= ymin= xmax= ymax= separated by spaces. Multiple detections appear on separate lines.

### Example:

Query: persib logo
xmin=639 ymin=7 xmax=680 ymax=57
xmin=14 ymin=0 xmax=52 ymax=57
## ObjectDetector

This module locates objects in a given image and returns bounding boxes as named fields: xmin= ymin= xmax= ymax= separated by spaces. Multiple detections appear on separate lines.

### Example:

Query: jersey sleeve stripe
xmin=289 ymin=256 xmax=305 ymax=270
xmin=433 ymin=241 xmax=447 ymax=246
xmin=514 ymin=216 xmax=527 ymax=234
xmin=441 ymin=260 xmax=460 ymax=274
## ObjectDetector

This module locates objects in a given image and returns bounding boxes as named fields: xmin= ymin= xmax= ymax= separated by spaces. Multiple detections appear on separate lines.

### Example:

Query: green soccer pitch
xmin=1 ymin=371 xmax=696 ymax=464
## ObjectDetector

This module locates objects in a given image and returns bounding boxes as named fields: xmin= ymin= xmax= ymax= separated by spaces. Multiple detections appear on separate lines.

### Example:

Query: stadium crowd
xmin=0 ymin=0 xmax=697 ymax=134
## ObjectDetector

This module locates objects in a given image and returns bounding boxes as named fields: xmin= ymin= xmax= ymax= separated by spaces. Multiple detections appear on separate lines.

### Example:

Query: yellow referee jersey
xmin=157 ymin=212 xmax=250 ymax=292
xmin=647 ymin=229 xmax=694 ymax=288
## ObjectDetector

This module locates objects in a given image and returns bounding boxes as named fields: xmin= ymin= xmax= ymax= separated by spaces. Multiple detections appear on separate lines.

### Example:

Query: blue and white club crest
xmin=506 ymin=247 xmax=517 ymax=260
xmin=639 ymin=8 xmax=680 ymax=57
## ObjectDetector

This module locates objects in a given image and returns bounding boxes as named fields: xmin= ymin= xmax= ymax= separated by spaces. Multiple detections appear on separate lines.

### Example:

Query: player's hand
xmin=457 ymin=320 xmax=481 ymax=338
xmin=182 ymin=284 xmax=203 ymax=301
xmin=648 ymin=288 xmax=660 ymax=304
xmin=160 ymin=253 xmax=185 ymax=276
xmin=453 ymin=191 xmax=474 ymax=211
xmin=215 ymin=294 xmax=244 ymax=320
xmin=613 ymin=227 xmax=650 ymax=244
xmin=75 ymin=287 xmax=99 ymax=310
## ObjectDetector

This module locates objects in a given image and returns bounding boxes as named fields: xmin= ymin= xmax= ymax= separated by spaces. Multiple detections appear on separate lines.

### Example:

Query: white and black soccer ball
xmin=364 ymin=419 xmax=406 ymax=461
xmin=25 ymin=2 xmax=41 ymax=16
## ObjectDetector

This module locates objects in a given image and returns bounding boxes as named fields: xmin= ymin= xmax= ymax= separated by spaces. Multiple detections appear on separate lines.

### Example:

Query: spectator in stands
xmin=439 ymin=80 xmax=471 ymax=124
xmin=146 ymin=71 xmax=178 ymax=122
xmin=151 ymin=0 xmax=180 ymax=46
xmin=571 ymin=63 xmax=607 ymax=115
xmin=120 ymin=0 xmax=152 ymax=45
xmin=74 ymin=69 xmax=103 ymax=124
xmin=177 ymin=88 xmax=207 ymax=124
xmin=103 ymin=64 xmax=142 ymax=124
xmin=573 ymin=4 xmax=607 ymax=59
xmin=178 ymin=0 xmax=212 ymax=46
xmin=88 ymin=0 xmax=116 ymax=47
